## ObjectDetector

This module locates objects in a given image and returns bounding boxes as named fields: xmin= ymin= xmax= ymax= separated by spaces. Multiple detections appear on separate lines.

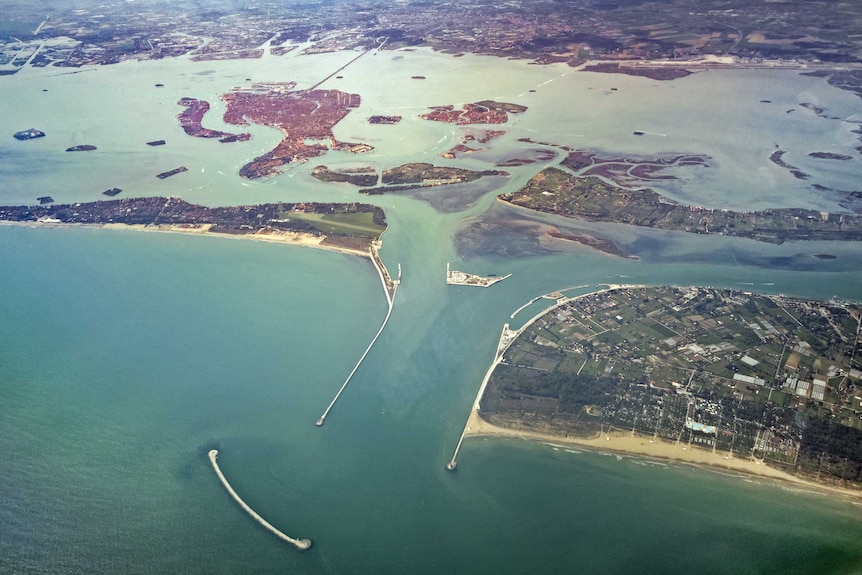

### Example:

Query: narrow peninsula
xmin=501 ymin=167 xmax=862 ymax=244
xmin=450 ymin=285 xmax=862 ymax=498
xmin=0 ymin=197 xmax=388 ymax=257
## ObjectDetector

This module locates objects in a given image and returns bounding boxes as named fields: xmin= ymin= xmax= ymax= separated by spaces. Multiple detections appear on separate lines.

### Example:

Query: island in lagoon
xmin=500 ymin=167 xmax=862 ymax=248
xmin=360 ymin=162 xmax=508 ymax=194
xmin=420 ymin=100 xmax=527 ymax=125
xmin=809 ymin=152 xmax=853 ymax=161
xmin=218 ymin=84 xmax=373 ymax=179
xmin=13 ymin=128 xmax=45 ymax=140
xmin=311 ymin=165 xmax=378 ymax=187
xmin=446 ymin=263 xmax=510 ymax=287
xmin=368 ymin=115 xmax=402 ymax=125
xmin=176 ymin=97 xmax=251 ymax=142
xmin=441 ymin=128 xmax=507 ymax=159
xmin=562 ymin=149 xmax=711 ymax=188
xmin=156 ymin=166 xmax=188 ymax=179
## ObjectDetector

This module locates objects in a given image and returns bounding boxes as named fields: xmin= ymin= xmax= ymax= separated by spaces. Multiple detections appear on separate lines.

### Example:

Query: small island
xmin=368 ymin=115 xmax=402 ymax=125
xmin=500 ymin=167 xmax=862 ymax=246
xmin=769 ymin=149 xmax=810 ymax=180
xmin=13 ymin=128 xmax=45 ymax=140
xmin=312 ymin=165 xmax=378 ymax=186
xmin=156 ymin=166 xmax=188 ymax=179
xmin=441 ymin=128 xmax=506 ymax=159
xmin=420 ymin=100 xmax=527 ymax=125
xmin=809 ymin=152 xmax=852 ymax=161
xmin=446 ymin=263 xmax=510 ymax=287
xmin=360 ymin=162 xmax=507 ymax=194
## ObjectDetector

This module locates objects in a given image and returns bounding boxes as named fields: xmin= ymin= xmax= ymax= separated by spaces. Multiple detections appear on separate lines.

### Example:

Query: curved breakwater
xmin=208 ymin=450 xmax=312 ymax=550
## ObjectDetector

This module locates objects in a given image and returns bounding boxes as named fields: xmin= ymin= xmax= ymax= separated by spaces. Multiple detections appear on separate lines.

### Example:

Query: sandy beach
xmin=463 ymin=409 xmax=862 ymax=503
xmin=101 ymin=223 xmax=371 ymax=257
xmin=0 ymin=220 xmax=370 ymax=259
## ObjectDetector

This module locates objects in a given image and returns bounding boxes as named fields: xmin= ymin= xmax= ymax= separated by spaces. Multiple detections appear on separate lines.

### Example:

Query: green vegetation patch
xmin=500 ymin=167 xmax=862 ymax=244
xmin=284 ymin=210 xmax=386 ymax=239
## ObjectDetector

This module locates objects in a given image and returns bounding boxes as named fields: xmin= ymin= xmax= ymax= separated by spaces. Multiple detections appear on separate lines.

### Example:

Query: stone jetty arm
xmin=208 ymin=450 xmax=311 ymax=550
xmin=316 ymin=255 xmax=400 ymax=426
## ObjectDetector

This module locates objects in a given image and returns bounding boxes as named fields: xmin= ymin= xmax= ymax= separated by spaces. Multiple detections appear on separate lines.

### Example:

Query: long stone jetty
xmin=446 ymin=323 xmax=513 ymax=471
xmin=447 ymin=289 xmax=586 ymax=470
xmin=208 ymin=450 xmax=312 ymax=550
xmin=316 ymin=248 xmax=401 ymax=426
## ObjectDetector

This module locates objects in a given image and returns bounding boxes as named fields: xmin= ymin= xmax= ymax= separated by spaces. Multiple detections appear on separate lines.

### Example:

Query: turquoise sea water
xmin=2 ymin=226 xmax=862 ymax=574
xmin=2 ymin=48 xmax=862 ymax=573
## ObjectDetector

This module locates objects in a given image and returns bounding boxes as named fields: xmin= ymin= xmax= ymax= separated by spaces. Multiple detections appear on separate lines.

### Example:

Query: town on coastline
xmin=471 ymin=285 xmax=862 ymax=488
xmin=0 ymin=197 xmax=389 ymax=256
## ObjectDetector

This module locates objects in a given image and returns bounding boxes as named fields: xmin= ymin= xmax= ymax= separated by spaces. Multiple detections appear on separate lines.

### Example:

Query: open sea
xmin=2 ymin=47 xmax=862 ymax=574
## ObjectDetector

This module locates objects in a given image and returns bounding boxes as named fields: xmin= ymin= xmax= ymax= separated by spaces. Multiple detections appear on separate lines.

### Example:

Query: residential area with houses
xmin=482 ymin=285 xmax=862 ymax=484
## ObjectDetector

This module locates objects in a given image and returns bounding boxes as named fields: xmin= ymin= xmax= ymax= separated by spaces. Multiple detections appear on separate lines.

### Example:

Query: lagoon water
xmin=2 ymin=47 xmax=862 ymax=573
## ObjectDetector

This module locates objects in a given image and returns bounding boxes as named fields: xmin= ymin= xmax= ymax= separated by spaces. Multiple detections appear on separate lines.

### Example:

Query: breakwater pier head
xmin=208 ymin=450 xmax=312 ymax=550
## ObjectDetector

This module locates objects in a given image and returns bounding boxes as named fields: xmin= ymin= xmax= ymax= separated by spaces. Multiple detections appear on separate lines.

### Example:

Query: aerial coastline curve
xmin=447 ymin=288 xmax=584 ymax=470
xmin=208 ymin=450 xmax=312 ymax=550
xmin=448 ymin=284 xmax=862 ymax=503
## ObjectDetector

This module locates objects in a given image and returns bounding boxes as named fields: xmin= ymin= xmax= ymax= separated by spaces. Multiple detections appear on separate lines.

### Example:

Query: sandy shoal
xmin=463 ymin=409 xmax=862 ymax=503
xmin=92 ymin=223 xmax=370 ymax=257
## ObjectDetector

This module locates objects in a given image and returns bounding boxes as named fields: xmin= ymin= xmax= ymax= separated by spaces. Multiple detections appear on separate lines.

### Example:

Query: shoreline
xmin=0 ymin=219 xmax=372 ymax=259
xmin=463 ymin=409 xmax=862 ymax=503
xmin=449 ymin=285 xmax=862 ymax=504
